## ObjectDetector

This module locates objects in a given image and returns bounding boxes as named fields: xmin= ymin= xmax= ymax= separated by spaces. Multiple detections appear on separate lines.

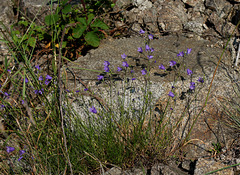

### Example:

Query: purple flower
xmin=39 ymin=75 xmax=43 ymax=81
xmin=104 ymin=66 xmax=110 ymax=72
xmin=66 ymin=89 xmax=70 ymax=92
xmin=170 ymin=108 xmax=173 ymax=110
xmin=187 ymin=69 xmax=193 ymax=76
xmin=169 ymin=60 xmax=176 ymax=67
xmin=7 ymin=69 xmax=11 ymax=72
xmin=90 ymin=106 xmax=97 ymax=113
xmin=25 ymin=78 xmax=28 ymax=83
xmin=198 ymin=77 xmax=204 ymax=83
xmin=18 ymin=157 xmax=23 ymax=161
xmin=21 ymin=100 xmax=24 ymax=104
xmin=84 ymin=88 xmax=88 ymax=91
xmin=148 ymin=34 xmax=154 ymax=39
xmin=141 ymin=68 xmax=147 ymax=75
xmin=159 ymin=64 xmax=165 ymax=70
xmin=186 ymin=48 xmax=192 ymax=55
xmin=45 ymin=80 xmax=50 ymax=85
xmin=130 ymin=70 xmax=134 ymax=73
xmin=168 ymin=91 xmax=174 ymax=98
xmin=154 ymin=60 xmax=156 ymax=63
xmin=76 ymin=90 xmax=80 ymax=93
xmin=138 ymin=47 xmax=143 ymax=53
xmin=145 ymin=45 xmax=150 ymax=51
xmin=122 ymin=61 xmax=129 ymax=67
xmin=1 ymin=104 xmax=5 ymax=108
xmin=4 ymin=92 xmax=9 ymax=97
xmin=177 ymin=51 xmax=184 ymax=57
xmin=46 ymin=75 xmax=52 ymax=80
xmin=139 ymin=29 xmax=145 ymax=34
xmin=19 ymin=150 xmax=26 ymax=156
xmin=148 ymin=55 xmax=153 ymax=59
xmin=150 ymin=47 xmax=154 ymax=52
xmin=117 ymin=67 xmax=122 ymax=72
xmin=6 ymin=146 xmax=15 ymax=153
xmin=190 ymin=82 xmax=195 ymax=90
xmin=34 ymin=89 xmax=43 ymax=95
xmin=132 ymin=78 xmax=136 ymax=80
xmin=121 ymin=53 xmax=127 ymax=59
xmin=104 ymin=61 xmax=110 ymax=67
xmin=35 ymin=65 xmax=40 ymax=70
xmin=98 ymin=75 xmax=104 ymax=80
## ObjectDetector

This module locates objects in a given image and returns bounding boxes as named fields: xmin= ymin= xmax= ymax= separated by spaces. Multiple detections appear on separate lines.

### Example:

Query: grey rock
xmin=133 ymin=0 xmax=153 ymax=11
xmin=182 ymin=0 xmax=201 ymax=7
xmin=194 ymin=158 xmax=234 ymax=175
xmin=184 ymin=21 xmax=204 ymax=34
xmin=115 ymin=0 xmax=132 ymax=9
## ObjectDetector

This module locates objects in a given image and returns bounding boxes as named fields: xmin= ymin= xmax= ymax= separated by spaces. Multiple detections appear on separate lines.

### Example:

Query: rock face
xmin=65 ymin=35 xmax=239 ymax=174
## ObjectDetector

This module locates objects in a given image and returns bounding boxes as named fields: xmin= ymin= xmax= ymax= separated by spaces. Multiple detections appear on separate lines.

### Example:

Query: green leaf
xmin=91 ymin=19 xmax=109 ymax=30
xmin=18 ymin=20 xmax=29 ymax=26
xmin=62 ymin=4 xmax=72 ymax=14
xmin=45 ymin=14 xmax=59 ymax=26
xmin=87 ymin=13 xmax=95 ymax=25
xmin=62 ymin=41 xmax=67 ymax=48
xmin=37 ymin=33 xmax=44 ymax=41
xmin=77 ymin=17 xmax=87 ymax=26
xmin=72 ymin=24 xmax=87 ymax=38
xmin=28 ymin=37 xmax=36 ymax=47
xmin=84 ymin=31 xmax=100 ymax=47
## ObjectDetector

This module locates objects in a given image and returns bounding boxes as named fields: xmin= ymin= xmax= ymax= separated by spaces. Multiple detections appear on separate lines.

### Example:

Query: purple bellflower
xmin=169 ymin=60 xmax=176 ymax=67
xmin=159 ymin=64 xmax=165 ymax=70
xmin=198 ymin=77 xmax=204 ymax=83
xmin=104 ymin=61 xmax=110 ymax=67
xmin=148 ymin=55 xmax=153 ymax=59
xmin=190 ymin=82 xmax=195 ymax=90
xmin=177 ymin=51 xmax=184 ymax=57
xmin=187 ymin=69 xmax=193 ymax=76
xmin=6 ymin=146 xmax=15 ymax=153
xmin=168 ymin=91 xmax=175 ymax=98
xmin=98 ymin=75 xmax=104 ymax=80
xmin=186 ymin=48 xmax=192 ymax=55
xmin=148 ymin=34 xmax=154 ymax=39
xmin=139 ymin=29 xmax=145 ymax=34
xmin=138 ymin=47 xmax=143 ymax=53
xmin=121 ymin=53 xmax=127 ymax=59
xmin=145 ymin=45 xmax=150 ymax=51
xmin=122 ymin=61 xmax=129 ymax=67
xmin=90 ymin=106 xmax=97 ymax=114
xmin=141 ymin=69 xmax=147 ymax=75
xmin=117 ymin=67 xmax=122 ymax=72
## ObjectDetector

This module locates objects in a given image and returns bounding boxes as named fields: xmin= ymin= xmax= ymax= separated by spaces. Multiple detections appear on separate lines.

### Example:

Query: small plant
xmin=9 ymin=0 xmax=111 ymax=61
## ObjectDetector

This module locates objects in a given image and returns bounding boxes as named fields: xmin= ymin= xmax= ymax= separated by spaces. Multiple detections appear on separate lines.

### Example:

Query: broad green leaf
xmin=45 ymin=14 xmax=59 ymax=26
xmin=62 ymin=4 xmax=72 ymax=14
xmin=61 ymin=0 xmax=68 ymax=6
xmin=84 ymin=31 xmax=100 ymax=47
xmin=87 ymin=13 xmax=95 ymax=25
xmin=28 ymin=37 xmax=36 ymax=47
xmin=91 ymin=19 xmax=109 ymax=30
xmin=18 ymin=20 xmax=29 ymax=26
xmin=72 ymin=24 xmax=87 ymax=38
xmin=77 ymin=17 xmax=87 ymax=26
xmin=37 ymin=33 xmax=44 ymax=41
xmin=62 ymin=41 xmax=67 ymax=48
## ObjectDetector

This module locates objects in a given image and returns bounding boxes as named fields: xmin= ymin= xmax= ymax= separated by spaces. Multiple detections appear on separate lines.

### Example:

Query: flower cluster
xmin=6 ymin=146 xmax=26 ymax=161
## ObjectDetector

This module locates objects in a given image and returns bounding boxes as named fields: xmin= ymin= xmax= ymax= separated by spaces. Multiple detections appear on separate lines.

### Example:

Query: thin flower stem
xmin=180 ymin=20 xmax=240 ymax=148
